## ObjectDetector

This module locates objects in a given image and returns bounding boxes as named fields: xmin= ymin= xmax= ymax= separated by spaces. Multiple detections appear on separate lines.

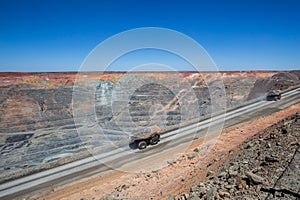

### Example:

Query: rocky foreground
xmin=174 ymin=113 xmax=300 ymax=200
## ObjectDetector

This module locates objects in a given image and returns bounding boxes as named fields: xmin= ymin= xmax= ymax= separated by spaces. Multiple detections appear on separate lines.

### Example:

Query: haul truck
xmin=129 ymin=125 xmax=161 ymax=149
xmin=266 ymin=90 xmax=281 ymax=101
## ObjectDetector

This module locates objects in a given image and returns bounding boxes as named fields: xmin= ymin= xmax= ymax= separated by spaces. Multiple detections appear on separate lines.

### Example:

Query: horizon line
xmin=0 ymin=69 xmax=299 ymax=74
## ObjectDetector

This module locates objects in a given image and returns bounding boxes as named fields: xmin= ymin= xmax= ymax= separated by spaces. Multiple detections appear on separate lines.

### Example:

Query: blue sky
xmin=0 ymin=0 xmax=299 ymax=72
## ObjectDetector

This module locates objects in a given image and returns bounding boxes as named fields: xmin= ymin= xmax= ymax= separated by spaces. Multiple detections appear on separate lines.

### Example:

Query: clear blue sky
xmin=0 ymin=0 xmax=299 ymax=72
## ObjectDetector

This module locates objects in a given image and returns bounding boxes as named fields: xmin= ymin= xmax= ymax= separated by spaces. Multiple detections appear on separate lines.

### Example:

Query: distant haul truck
xmin=129 ymin=125 xmax=161 ymax=149
xmin=266 ymin=90 xmax=281 ymax=101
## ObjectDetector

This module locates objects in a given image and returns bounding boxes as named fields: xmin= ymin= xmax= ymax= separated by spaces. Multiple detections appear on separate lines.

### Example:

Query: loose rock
xmin=245 ymin=171 xmax=264 ymax=185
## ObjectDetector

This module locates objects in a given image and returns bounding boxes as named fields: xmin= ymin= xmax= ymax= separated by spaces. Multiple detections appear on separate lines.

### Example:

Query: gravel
xmin=175 ymin=112 xmax=300 ymax=200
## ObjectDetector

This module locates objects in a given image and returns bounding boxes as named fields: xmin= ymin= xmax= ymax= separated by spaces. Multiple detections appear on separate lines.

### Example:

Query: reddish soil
xmin=0 ymin=71 xmax=277 ymax=88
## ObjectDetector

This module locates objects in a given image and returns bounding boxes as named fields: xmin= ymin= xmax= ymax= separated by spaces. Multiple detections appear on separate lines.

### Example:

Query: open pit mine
xmin=0 ymin=70 xmax=299 ymax=199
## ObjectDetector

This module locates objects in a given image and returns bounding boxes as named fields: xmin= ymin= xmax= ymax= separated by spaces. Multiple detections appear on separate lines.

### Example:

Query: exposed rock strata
xmin=0 ymin=71 xmax=299 ymax=182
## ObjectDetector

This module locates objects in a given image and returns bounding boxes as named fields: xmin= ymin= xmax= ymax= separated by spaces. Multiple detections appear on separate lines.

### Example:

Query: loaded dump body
xmin=130 ymin=125 xmax=161 ymax=149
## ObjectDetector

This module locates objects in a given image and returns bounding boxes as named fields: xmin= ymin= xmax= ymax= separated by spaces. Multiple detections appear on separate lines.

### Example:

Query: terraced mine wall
xmin=0 ymin=71 xmax=299 ymax=182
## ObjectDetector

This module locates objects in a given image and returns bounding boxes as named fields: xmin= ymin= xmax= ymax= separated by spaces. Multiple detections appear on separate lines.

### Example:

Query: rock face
xmin=248 ymin=71 xmax=300 ymax=100
xmin=178 ymin=113 xmax=300 ymax=200
xmin=0 ymin=71 xmax=299 ymax=182
xmin=0 ymin=86 xmax=73 ymax=132
xmin=1 ymin=71 xmax=299 ymax=133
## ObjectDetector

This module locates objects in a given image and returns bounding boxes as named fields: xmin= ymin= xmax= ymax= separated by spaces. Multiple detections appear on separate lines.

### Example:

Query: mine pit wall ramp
xmin=247 ymin=71 xmax=300 ymax=100
xmin=1 ymin=71 xmax=299 ymax=133
xmin=0 ymin=71 xmax=299 ymax=183
xmin=0 ymin=86 xmax=74 ymax=133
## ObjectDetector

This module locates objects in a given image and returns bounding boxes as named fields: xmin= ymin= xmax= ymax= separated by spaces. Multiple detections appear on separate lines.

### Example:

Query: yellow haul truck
xmin=129 ymin=125 xmax=161 ymax=149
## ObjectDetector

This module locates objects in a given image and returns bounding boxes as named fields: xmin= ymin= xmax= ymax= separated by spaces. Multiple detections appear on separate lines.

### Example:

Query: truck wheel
xmin=153 ymin=133 xmax=160 ymax=139
xmin=150 ymin=137 xmax=159 ymax=145
xmin=138 ymin=141 xmax=147 ymax=149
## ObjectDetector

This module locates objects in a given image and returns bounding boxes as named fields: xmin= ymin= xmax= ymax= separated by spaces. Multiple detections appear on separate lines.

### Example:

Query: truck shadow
xmin=129 ymin=142 xmax=138 ymax=150
xmin=128 ymin=140 xmax=161 ymax=150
